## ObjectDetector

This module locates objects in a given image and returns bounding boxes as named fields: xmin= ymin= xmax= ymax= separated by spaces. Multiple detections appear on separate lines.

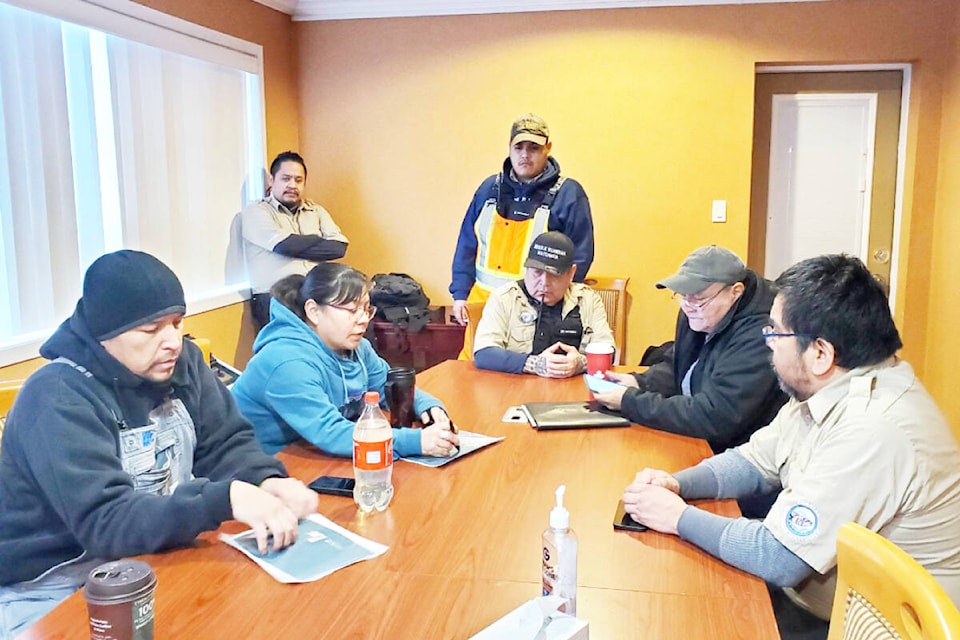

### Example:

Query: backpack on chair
xmin=369 ymin=273 xmax=432 ymax=332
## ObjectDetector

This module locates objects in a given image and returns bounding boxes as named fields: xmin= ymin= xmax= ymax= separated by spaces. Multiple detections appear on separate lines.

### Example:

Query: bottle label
xmin=542 ymin=540 xmax=557 ymax=597
xmin=353 ymin=438 xmax=393 ymax=471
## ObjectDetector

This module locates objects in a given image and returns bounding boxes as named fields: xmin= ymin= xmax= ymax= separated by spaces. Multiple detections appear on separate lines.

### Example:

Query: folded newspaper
xmin=220 ymin=513 xmax=387 ymax=583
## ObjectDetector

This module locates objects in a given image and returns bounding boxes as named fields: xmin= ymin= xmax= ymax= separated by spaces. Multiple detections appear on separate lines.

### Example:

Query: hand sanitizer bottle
xmin=542 ymin=485 xmax=578 ymax=615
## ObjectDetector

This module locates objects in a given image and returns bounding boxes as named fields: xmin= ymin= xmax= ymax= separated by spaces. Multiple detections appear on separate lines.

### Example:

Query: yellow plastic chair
xmin=0 ymin=380 xmax=25 ymax=456
xmin=827 ymin=522 xmax=960 ymax=640
xmin=188 ymin=337 xmax=213 ymax=366
xmin=584 ymin=276 xmax=629 ymax=365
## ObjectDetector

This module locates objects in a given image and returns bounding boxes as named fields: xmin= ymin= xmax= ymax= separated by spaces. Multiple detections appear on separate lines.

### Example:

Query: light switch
xmin=711 ymin=200 xmax=727 ymax=223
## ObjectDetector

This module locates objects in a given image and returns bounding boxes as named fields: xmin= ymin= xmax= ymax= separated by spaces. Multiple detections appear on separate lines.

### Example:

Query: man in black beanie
xmin=0 ymin=250 xmax=317 ymax=636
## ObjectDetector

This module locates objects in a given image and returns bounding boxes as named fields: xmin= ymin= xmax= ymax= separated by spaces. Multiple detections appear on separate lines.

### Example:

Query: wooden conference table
xmin=23 ymin=360 xmax=778 ymax=639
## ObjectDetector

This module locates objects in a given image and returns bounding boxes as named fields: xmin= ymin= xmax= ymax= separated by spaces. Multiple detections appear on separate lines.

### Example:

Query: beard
xmin=774 ymin=362 xmax=813 ymax=402
xmin=777 ymin=376 xmax=805 ymax=401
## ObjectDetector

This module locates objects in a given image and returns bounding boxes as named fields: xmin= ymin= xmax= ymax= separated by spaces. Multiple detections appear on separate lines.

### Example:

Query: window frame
xmin=0 ymin=0 xmax=267 ymax=366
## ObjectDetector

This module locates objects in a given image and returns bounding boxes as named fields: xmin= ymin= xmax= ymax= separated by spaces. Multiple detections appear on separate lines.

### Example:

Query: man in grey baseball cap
xmin=594 ymin=245 xmax=786 ymax=457
xmin=655 ymin=245 xmax=749 ymax=296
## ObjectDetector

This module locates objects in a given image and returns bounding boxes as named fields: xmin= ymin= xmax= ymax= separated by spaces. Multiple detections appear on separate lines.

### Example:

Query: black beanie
xmin=80 ymin=250 xmax=187 ymax=340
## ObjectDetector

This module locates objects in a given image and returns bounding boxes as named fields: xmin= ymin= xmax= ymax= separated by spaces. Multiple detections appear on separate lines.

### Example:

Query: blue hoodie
xmin=232 ymin=300 xmax=443 ymax=456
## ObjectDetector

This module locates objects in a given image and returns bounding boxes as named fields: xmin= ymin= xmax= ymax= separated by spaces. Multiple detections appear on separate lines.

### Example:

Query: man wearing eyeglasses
xmin=594 ymin=245 xmax=786 ymax=453
xmin=617 ymin=254 xmax=960 ymax=638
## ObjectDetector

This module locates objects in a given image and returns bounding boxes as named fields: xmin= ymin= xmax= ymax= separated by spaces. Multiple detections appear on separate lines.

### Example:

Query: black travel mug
xmin=385 ymin=367 xmax=417 ymax=427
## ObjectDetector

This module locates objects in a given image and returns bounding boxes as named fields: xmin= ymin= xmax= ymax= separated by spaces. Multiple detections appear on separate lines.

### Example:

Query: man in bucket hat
xmin=595 ymin=245 xmax=786 ymax=454
xmin=472 ymin=231 xmax=613 ymax=378
xmin=0 ymin=250 xmax=317 ymax=635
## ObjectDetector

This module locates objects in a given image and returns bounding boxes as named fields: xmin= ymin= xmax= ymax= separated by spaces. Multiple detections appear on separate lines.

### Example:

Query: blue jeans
xmin=0 ymin=558 xmax=100 ymax=639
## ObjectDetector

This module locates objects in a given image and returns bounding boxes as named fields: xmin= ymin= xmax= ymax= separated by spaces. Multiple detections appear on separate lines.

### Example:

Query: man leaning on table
xmin=620 ymin=254 xmax=960 ymax=640
xmin=472 ymin=231 xmax=614 ymax=378
xmin=0 ymin=250 xmax=317 ymax=636
xmin=593 ymin=245 xmax=786 ymax=453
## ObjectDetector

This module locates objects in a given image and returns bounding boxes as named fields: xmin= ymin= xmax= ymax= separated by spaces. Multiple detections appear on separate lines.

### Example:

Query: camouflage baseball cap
xmin=510 ymin=113 xmax=550 ymax=146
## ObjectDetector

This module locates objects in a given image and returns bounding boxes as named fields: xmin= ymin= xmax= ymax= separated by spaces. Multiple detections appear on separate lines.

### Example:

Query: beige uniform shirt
xmin=738 ymin=358 xmax=960 ymax=618
xmin=473 ymin=281 xmax=614 ymax=355
xmin=241 ymin=195 xmax=348 ymax=293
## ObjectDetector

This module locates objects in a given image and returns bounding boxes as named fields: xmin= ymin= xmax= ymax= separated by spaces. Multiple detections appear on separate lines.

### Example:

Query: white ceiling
xmin=252 ymin=0 xmax=828 ymax=22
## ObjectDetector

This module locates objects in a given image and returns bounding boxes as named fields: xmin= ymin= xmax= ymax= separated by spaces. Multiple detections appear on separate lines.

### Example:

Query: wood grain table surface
xmin=21 ymin=360 xmax=778 ymax=639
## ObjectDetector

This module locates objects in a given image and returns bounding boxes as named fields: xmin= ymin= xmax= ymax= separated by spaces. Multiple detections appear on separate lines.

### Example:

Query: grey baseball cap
xmin=656 ymin=245 xmax=747 ymax=295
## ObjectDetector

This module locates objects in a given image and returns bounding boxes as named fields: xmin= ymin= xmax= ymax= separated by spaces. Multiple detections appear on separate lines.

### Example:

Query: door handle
xmin=873 ymin=248 xmax=890 ymax=264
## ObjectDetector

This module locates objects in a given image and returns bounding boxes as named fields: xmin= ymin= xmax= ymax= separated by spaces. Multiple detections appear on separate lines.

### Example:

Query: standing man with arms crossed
xmin=242 ymin=151 xmax=349 ymax=330
xmin=620 ymin=254 xmax=960 ymax=639
xmin=594 ymin=245 xmax=786 ymax=454
xmin=449 ymin=114 xmax=594 ymax=339
xmin=0 ymin=251 xmax=317 ymax=636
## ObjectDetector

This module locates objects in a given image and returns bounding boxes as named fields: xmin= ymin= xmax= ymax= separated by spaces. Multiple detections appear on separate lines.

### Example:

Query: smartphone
xmin=613 ymin=500 xmax=648 ymax=532
xmin=583 ymin=374 xmax=625 ymax=395
xmin=308 ymin=475 xmax=356 ymax=497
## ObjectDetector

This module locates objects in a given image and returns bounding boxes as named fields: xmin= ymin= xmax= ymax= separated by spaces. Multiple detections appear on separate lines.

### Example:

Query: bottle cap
xmin=550 ymin=485 xmax=570 ymax=530
xmin=364 ymin=391 xmax=380 ymax=403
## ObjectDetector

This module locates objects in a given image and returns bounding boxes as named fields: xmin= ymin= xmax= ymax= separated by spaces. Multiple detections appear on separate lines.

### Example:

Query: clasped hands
xmin=621 ymin=468 xmax=689 ymax=535
xmin=526 ymin=342 xmax=587 ymax=378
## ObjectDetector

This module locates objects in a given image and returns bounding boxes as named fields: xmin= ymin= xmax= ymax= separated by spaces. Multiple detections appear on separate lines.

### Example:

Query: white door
xmin=764 ymin=93 xmax=877 ymax=280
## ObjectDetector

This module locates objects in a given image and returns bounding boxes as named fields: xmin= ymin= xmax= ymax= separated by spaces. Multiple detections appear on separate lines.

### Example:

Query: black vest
xmin=521 ymin=283 xmax=584 ymax=354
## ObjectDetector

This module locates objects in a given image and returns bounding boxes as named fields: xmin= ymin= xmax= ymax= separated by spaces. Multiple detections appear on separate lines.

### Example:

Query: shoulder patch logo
xmin=785 ymin=504 xmax=818 ymax=537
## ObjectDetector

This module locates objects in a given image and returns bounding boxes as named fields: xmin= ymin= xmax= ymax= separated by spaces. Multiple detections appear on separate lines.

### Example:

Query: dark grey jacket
xmin=0 ymin=306 xmax=286 ymax=585
xmin=620 ymin=271 xmax=787 ymax=452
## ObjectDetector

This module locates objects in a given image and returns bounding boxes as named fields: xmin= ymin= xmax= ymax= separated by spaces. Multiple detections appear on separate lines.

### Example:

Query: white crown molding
xmin=251 ymin=0 xmax=299 ymax=15
xmin=249 ymin=0 xmax=828 ymax=21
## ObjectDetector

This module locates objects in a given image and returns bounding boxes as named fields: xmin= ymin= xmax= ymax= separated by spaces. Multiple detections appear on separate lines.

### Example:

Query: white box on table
xmin=468 ymin=595 xmax=588 ymax=640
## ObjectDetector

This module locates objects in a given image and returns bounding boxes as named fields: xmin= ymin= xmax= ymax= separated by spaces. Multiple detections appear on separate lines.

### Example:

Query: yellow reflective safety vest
xmin=459 ymin=176 xmax=565 ymax=360
xmin=470 ymin=175 xmax=566 ymax=303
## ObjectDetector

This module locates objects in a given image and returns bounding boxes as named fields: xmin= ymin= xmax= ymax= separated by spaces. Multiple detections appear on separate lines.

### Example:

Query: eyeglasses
xmin=327 ymin=303 xmax=377 ymax=320
xmin=672 ymin=285 xmax=729 ymax=310
xmin=761 ymin=325 xmax=815 ymax=342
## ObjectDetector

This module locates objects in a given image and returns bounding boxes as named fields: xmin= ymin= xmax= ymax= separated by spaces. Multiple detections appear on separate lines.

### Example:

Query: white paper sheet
xmin=401 ymin=430 xmax=504 ymax=467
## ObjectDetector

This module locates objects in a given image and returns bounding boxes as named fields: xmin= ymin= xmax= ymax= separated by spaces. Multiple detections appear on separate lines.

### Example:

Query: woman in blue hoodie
xmin=232 ymin=263 xmax=459 ymax=458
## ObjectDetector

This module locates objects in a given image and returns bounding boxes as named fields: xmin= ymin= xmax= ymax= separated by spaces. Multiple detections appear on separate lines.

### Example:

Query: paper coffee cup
xmin=585 ymin=343 xmax=615 ymax=375
xmin=84 ymin=560 xmax=157 ymax=640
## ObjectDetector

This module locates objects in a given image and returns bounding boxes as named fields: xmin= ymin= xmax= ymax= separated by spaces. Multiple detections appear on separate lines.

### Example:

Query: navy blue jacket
xmin=450 ymin=156 xmax=594 ymax=301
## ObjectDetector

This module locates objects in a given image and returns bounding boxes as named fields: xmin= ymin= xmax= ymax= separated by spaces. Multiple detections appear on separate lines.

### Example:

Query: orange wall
xmin=294 ymin=0 xmax=953 ymax=369
xmin=927 ymin=2 xmax=960 ymax=430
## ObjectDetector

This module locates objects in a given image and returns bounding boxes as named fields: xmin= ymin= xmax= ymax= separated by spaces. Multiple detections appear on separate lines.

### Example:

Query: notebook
xmin=521 ymin=401 xmax=631 ymax=430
